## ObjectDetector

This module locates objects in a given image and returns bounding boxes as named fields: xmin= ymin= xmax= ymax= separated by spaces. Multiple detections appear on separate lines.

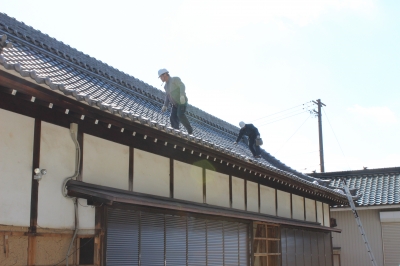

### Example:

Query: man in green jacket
xmin=158 ymin=69 xmax=193 ymax=134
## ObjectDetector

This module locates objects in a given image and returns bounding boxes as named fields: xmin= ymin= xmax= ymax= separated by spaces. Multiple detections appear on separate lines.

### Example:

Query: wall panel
xmin=231 ymin=176 xmax=245 ymax=210
xmin=277 ymin=190 xmax=291 ymax=218
xmin=133 ymin=149 xmax=169 ymax=197
xmin=0 ymin=109 xmax=34 ymax=226
xmin=174 ymin=160 xmax=203 ymax=203
xmin=323 ymin=203 xmax=330 ymax=227
xmin=246 ymin=181 xmax=258 ymax=212
xmin=206 ymin=170 xmax=229 ymax=208
xmin=292 ymin=194 xmax=305 ymax=221
xmin=316 ymin=201 xmax=324 ymax=225
xmin=83 ymin=134 xmax=129 ymax=190
xmin=305 ymin=198 xmax=316 ymax=222
xmin=260 ymin=185 xmax=275 ymax=216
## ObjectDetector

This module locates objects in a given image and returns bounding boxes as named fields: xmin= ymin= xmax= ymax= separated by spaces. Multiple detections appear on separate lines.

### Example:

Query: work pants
xmin=170 ymin=103 xmax=193 ymax=134
xmin=248 ymin=137 xmax=261 ymax=156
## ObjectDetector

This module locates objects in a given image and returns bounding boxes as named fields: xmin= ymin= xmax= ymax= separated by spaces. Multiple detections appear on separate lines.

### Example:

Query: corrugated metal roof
xmin=0 ymin=12 xmax=345 ymax=197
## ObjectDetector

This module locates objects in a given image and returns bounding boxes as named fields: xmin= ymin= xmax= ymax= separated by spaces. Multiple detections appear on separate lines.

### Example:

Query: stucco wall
xmin=247 ymin=181 xmax=259 ymax=212
xmin=305 ymin=198 xmax=316 ymax=222
xmin=232 ymin=176 xmax=245 ymax=210
xmin=292 ymin=194 xmax=305 ymax=221
xmin=277 ymin=190 xmax=291 ymax=218
xmin=174 ymin=160 xmax=203 ymax=203
xmin=0 ymin=108 xmax=34 ymax=227
xmin=206 ymin=170 xmax=230 ymax=208
xmin=260 ymin=185 xmax=275 ymax=215
xmin=133 ymin=148 xmax=170 ymax=197
xmin=0 ymin=234 xmax=28 ymax=266
xmin=83 ymin=134 xmax=129 ymax=190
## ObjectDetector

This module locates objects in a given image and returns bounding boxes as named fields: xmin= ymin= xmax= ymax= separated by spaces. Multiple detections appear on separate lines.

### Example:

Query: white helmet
xmin=239 ymin=121 xmax=245 ymax=128
xmin=158 ymin=68 xmax=169 ymax=77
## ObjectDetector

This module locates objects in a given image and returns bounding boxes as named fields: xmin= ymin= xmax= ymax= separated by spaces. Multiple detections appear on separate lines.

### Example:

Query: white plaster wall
xmin=232 ymin=176 xmax=245 ymax=210
xmin=206 ymin=170 xmax=229 ymax=208
xmin=292 ymin=194 xmax=304 ymax=221
xmin=277 ymin=190 xmax=291 ymax=218
xmin=174 ymin=160 xmax=203 ymax=203
xmin=37 ymin=122 xmax=94 ymax=229
xmin=0 ymin=109 xmax=34 ymax=226
xmin=316 ymin=201 xmax=324 ymax=225
xmin=305 ymin=198 xmax=316 ymax=222
xmin=247 ymin=181 xmax=258 ymax=212
xmin=83 ymin=134 xmax=129 ymax=190
xmin=133 ymin=149 xmax=169 ymax=197
xmin=260 ymin=185 xmax=275 ymax=215
xmin=323 ymin=203 xmax=330 ymax=227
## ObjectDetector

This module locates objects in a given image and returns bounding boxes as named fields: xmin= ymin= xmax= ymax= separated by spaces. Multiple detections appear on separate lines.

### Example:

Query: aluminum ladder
xmin=340 ymin=178 xmax=378 ymax=266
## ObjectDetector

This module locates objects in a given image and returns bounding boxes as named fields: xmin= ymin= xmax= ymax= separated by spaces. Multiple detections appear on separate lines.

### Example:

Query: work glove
xmin=161 ymin=106 xmax=167 ymax=112
xmin=180 ymin=96 xmax=186 ymax=104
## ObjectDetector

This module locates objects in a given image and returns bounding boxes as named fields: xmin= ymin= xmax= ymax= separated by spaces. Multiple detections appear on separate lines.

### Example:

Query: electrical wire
xmin=257 ymin=110 xmax=310 ymax=127
xmin=273 ymin=114 xmax=312 ymax=156
xmin=53 ymin=237 xmax=94 ymax=266
xmin=249 ymin=101 xmax=312 ymax=123
xmin=322 ymin=108 xmax=352 ymax=170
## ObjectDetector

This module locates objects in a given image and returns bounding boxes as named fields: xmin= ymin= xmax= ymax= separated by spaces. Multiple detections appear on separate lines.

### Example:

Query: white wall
xmin=247 ymin=181 xmax=258 ymax=212
xmin=206 ymin=170 xmax=229 ymax=208
xmin=323 ymin=203 xmax=330 ymax=227
xmin=0 ymin=109 xmax=34 ymax=226
xmin=316 ymin=201 xmax=323 ymax=225
xmin=260 ymin=185 xmax=275 ymax=216
xmin=133 ymin=149 xmax=170 ymax=197
xmin=83 ymin=134 xmax=129 ymax=190
xmin=292 ymin=194 xmax=304 ymax=221
xmin=305 ymin=198 xmax=316 ymax=222
xmin=174 ymin=160 xmax=203 ymax=203
xmin=232 ymin=176 xmax=245 ymax=210
xmin=277 ymin=190 xmax=291 ymax=218
xmin=38 ymin=122 xmax=95 ymax=229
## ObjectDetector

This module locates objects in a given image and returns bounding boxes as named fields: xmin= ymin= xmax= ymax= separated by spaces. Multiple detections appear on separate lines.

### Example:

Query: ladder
xmin=340 ymin=178 xmax=378 ymax=266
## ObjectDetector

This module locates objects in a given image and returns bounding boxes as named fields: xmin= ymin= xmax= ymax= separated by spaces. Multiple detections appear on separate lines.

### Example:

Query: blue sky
xmin=2 ymin=0 xmax=399 ymax=173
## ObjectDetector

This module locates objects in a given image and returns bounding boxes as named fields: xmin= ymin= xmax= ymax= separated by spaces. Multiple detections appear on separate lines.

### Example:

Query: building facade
xmin=0 ymin=13 xmax=347 ymax=266
xmin=311 ymin=167 xmax=400 ymax=266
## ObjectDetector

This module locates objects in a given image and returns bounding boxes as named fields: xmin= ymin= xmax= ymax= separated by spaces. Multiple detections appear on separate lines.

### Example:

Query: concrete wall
xmin=0 ymin=109 xmax=34 ymax=227
xmin=331 ymin=209 xmax=384 ymax=266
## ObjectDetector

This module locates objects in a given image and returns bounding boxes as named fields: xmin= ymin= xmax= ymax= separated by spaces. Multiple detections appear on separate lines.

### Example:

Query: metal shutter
xmin=106 ymin=209 xmax=139 ymax=265
xmin=106 ymin=208 xmax=248 ymax=266
xmin=382 ymin=223 xmax=400 ymax=266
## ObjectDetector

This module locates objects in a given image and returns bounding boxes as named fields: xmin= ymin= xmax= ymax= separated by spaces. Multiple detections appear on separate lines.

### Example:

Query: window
xmin=253 ymin=222 xmax=281 ymax=266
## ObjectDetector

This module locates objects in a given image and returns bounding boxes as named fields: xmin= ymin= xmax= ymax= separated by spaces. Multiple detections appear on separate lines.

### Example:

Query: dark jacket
xmin=236 ymin=124 xmax=260 ymax=142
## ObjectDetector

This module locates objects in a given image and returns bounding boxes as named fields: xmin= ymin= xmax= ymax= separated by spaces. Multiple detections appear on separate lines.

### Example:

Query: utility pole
xmin=312 ymin=99 xmax=326 ymax=172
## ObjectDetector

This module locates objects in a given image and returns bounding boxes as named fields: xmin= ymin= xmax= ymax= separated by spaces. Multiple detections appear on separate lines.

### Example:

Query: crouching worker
xmin=158 ymin=68 xmax=193 ymax=135
xmin=234 ymin=121 xmax=262 ymax=158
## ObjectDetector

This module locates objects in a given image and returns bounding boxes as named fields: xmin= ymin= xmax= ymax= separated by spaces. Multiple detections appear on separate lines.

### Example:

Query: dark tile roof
xmin=310 ymin=167 xmax=400 ymax=206
xmin=0 ymin=12 xmax=345 ymax=197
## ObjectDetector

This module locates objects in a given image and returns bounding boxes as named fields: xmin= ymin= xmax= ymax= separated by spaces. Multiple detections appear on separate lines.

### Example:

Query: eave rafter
xmin=0 ymin=69 xmax=347 ymax=205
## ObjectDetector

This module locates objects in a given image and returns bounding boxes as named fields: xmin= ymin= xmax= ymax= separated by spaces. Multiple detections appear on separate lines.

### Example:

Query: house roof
xmin=0 ymin=12 xmax=345 ymax=199
xmin=310 ymin=167 xmax=400 ymax=207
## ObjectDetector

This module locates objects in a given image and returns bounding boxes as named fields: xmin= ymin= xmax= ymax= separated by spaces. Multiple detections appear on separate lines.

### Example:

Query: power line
xmin=250 ymin=101 xmax=312 ymax=123
xmin=257 ymin=110 xmax=310 ymax=127
xmin=273 ymin=114 xmax=312 ymax=156
xmin=322 ymin=108 xmax=352 ymax=170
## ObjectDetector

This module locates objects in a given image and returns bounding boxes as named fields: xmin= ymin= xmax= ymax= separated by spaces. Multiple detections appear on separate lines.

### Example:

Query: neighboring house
xmin=0 ymin=13 xmax=348 ymax=266
xmin=310 ymin=167 xmax=400 ymax=266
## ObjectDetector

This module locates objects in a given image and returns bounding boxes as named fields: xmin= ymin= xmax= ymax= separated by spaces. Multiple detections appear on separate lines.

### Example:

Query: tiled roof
xmin=0 ymin=13 xmax=345 ymax=197
xmin=310 ymin=167 xmax=400 ymax=206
